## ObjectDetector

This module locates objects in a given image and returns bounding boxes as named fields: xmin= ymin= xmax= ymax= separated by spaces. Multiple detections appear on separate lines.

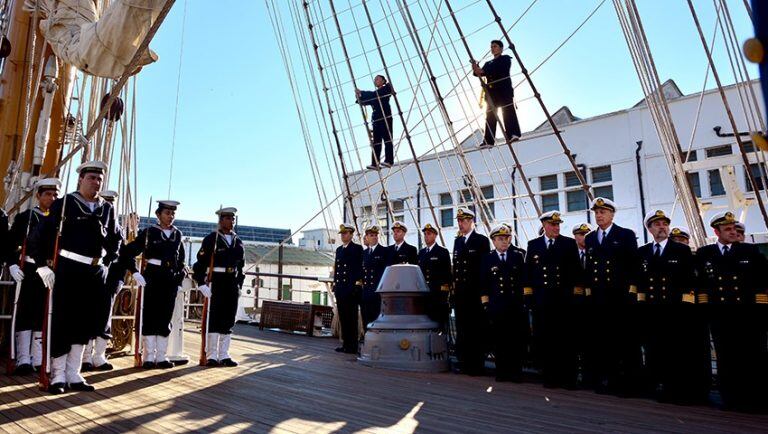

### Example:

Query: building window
xmin=708 ymin=169 xmax=725 ymax=196
xmin=440 ymin=209 xmax=453 ymax=228
xmin=681 ymin=149 xmax=698 ymax=163
xmin=743 ymin=141 xmax=754 ymax=153
xmin=392 ymin=199 xmax=405 ymax=222
xmin=541 ymin=193 xmax=559 ymax=212
xmin=745 ymin=163 xmax=766 ymax=192
xmin=706 ymin=145 xmax=732 ymax=158
xmin=591 ymin=166 xmax=612 ymax=183
xmin=565 ymin=171 xmax=584 ymax=187
xmin=593 ymin=185 xmax=614 ymax=201
xmin=687 ymin=172 xmax=702 ymax=198
xmin=540 ymin=174 xmax=558 ymax=191
xmin=481 ymin=185 xmax=495 ymax=219
xmin=566 ymin=190 xmax=587 ymax=212
xmin=439 ymin=193 xmax=452 ymax=206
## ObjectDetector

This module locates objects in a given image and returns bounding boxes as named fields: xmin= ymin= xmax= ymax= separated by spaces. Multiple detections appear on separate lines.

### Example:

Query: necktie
xmin=501 ymin=252 xmax=506 ymax=262
xmin=654 ymin=243 xmax=662 ymax=257
xmin=548 ymin=239 xmax=554 ymax=249
xmin=580 ymin=251 xmax=586 ymax=268
xmin=598 ymin=229 xmax=604 ymax=244
xmin=426 ymin=247 xmax=430 ymax=254
xmin=722 ymin=245 xmax=729 ymax=255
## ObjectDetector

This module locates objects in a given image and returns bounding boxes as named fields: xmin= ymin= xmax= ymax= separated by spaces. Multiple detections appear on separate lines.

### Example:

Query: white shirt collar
xmin=716 ymin=240 xmax=732 ymax=252
xmin=544 ymin=234 xmax=556 ymax=244
xmin=496 ymin=249 xmax=508 ymax=260
xmin=425 ymin=242 xmax=436 ymax=250
xmin=368 ymin=243 xmax=379 ymax=250
xmin=599 ymin=224 xmax=613 ymax=236
xmin=462 ymin=229 xmax=474 ymax=238
xmin=395 ymin=241 xmax=405 ymax=248
xmin=342 ymin=242 xmax=350 ymax=248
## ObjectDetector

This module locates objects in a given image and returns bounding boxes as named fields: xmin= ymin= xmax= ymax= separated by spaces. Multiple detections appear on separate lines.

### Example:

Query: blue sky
xmin=130 ymin=0 xmax=757 ymax=239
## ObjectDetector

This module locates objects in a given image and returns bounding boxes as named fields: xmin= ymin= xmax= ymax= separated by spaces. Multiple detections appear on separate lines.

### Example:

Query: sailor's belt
xmin=208 ymin=267 xmax=236 ymax=274
xmin=146 ymin=258 xmax=174 ymax=267
xmin=60 ymin=249 xmax=102 ymax=266
xmin=24 ymin=256 xmax=35 ymax=264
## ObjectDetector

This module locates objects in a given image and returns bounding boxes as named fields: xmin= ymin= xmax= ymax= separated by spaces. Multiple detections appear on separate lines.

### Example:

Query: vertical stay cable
xmin=167 ymin=0 xmax=188 ymax=198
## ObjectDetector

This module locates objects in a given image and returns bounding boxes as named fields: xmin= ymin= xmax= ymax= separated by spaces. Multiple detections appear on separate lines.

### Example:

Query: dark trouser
xmin=454 ymin=289 xmax=487 ymax=374
xmin=427 ymin=290 xmax=450 ymax=333
xmin=489 ymin=306 xmax=528 ymax=378
xmin=534 ymin=305 xmax=578 ymax=386
xmin=371 ymin=120 xmax=393 ymax=165
xmin=15 ymin=262 xmax=46 ymax=332
xmin=335 ymin=289 xmax=360 ymax=351
xmin=141 ymin=266 xmax=179 ymax=337
xmin=50 ymin=258 xmax=108 ymax=358
xmin=587 ymin=302 xmax=643 ymax=393
xmin=483 ymin=92 xmax=521 ymax=146
xmin=208 ymin=275 xmax=239 ymax=335
xmin=360 ymin=287 xmax=381 ymax=331
xmin=710 ymin=306 xmax=768 ymax=411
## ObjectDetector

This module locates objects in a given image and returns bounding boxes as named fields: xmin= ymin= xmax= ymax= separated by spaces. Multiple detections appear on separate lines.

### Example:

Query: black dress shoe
xmin=219 ymin=358 xmax=238 ymax=367
xmin=13 ymin=363 xmax=33 ymax=376
xmin=334 ymin=346 xmax=346 ymax=353
xmin=69 ymin=382 xmax=95 ymax=392
xmin=93 ymin=362 xmax=113 ymax=371
xmin=206 ymin=359 xmax=220 ymax=367
xmin=142 ymin=361 xmax=156 ymax=370
xmin=48 ymin=382 xmax=66 ymax=395
xmin=156 ymin=360 xmax=174 ymax=369
xmin=81 ymin=362 xmax=93 ymax=372
xmin=343 ymin=348 xmax=358 ymax=354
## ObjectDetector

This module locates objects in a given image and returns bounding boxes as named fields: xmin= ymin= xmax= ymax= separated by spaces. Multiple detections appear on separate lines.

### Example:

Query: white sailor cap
xmin=456 ymin=207 xmax=475 ymax=220
xmin=34 ymin=178 xmax=61 ymax=191
xmin=539 ymin=210 xmax=563 ymax=224
xmin=735 ymin=222 xmax=746 ymax=233
xmin=421 ymin=223 xmax=438 ymax=234
xmin=100 ymin=190 xmax=119 ymax=201
xmin=76 ymin=160 xmax=108 ymax=175
xmin=391 ymin=221 xmax=408 ymax=232
xmin=489 ymin=223 xmax=512 ymax=238
xmin=644 ymin=209 xmax=670 ymax=227
xmin=365 ymin=223 xmax=381 ymax=234
xmin=216 ymin=207 xmax=238 ymax=217
xmin=709 ymin=210 xmax=737 ymax=228
xmin=670 ymin=226 xmax=690 ymax=239
xmin=338 ymin=223 xmax=355 ymax=234
xmin=590 ymin=197 xmax=616 ymax=212
xmin=572 ymin=222 xmax=592 ymax=235
xmin=157 ymin=200 xmax=180 ymax=211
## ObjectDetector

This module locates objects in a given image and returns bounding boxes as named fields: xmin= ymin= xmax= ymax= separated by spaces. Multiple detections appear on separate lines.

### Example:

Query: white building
xmin=298 ymin=228 xmax=339 ymax=252
xmin=348 ymin=80 xmax=768 ymax=251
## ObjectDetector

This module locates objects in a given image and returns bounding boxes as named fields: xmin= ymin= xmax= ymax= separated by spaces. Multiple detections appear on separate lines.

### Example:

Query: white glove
xmin=9 ymin=264 xmax=24 ymax=282
xmin=118 ymin=280 xmax=124 ymax=289
xmin=198 ymin=284 xmax=211 ymax=298
xmin=177 ymin=286 xmax=184 ymax=294
xmin=133 ymin=272 xmax=146 ymax=287
xmin=36 ymin=266 xmax=55 ymax=288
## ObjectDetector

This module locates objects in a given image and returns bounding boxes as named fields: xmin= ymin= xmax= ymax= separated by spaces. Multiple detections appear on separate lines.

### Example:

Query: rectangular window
xmin=708 ymin=169 xmax=725 ymax=196
xmin=481 ymin=186 xmax=495 ymax=219
xmin=743 ymin=141 xmax=755 ymax=153
xmin=541 ymin=193 xmax=559 ymax=212
xmin=565 ymin=171 xmax=584 ymax=188
xmin=591 ymin=165 xmax=612 ymax=183
xmin=440 ymin=209 xmax=453 ymax=227
xmin=687 ymin=172 xmax=702 ymax=198
xmin=439 ymin=193 xmax=452 ymax=206
xmin=566 ymin=190 xmax=587 ymax=212
xmin=681 ymin=149 xmax=698 ymax=163
xmin=540 ymin=174 xmax=558 ymax=191
xmin=706 ymin=145 xmax=732 ymax=158
xmin=593 ymin=185 xmax=614 ymax=201
xmin=745 ymin=163 xmax=765 ymax=192
xmin=459 ymin=188 xmax=473 ymax=204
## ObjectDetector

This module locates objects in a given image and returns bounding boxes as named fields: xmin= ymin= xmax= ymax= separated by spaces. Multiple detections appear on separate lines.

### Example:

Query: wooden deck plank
xmin=1 ymin=324 xmax=767 ymax=433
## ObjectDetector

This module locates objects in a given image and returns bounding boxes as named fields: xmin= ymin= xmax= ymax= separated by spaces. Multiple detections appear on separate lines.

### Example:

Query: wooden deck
xmin=1 ymin=325 xmax=767 ymax=433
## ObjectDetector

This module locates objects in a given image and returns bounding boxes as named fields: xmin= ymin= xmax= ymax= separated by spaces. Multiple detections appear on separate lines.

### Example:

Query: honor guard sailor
xmin=193 ymin=207 xmax=245 ymax=367
xmin=388 ymin=221 xmax=417 ymax=265
xmin=417 ymin=223 xmax=452 ymax=329
xmin=452 ymin=207 xmax=491 ymax=375
xmin=525 ymin=211 xmax=583 ymax=388
xmin=332 ymin=223 xmax=363 ymax=354
xmin=28 ymin=161 xmax=123 ymax=394
xmin=6 ymin=178 xmax=60 ymax=375
xmin=697 ymin=211 xmax=768 ymax=412
xmin=480 ymin=224 xmax=527 ymax=382
xmin=669 ymin=226 xmax=691 ymax=246
xmin=115 ymin=200 xmax=186 ymax=369
xmin=360 ymin=224 xmax=392 ymax=330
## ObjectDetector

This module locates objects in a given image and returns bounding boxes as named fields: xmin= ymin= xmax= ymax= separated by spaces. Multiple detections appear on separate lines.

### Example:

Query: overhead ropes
xmin=687 ymin=0 xmax=768 ymax=230
xmin=167 ymin=0 xmax=188 ymax=199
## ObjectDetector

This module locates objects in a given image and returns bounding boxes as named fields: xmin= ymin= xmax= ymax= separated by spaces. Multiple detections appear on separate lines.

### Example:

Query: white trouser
xmin=14 ymin=330 xmax=32 ymax=365
xmin=92 ymin=337 xmax=109 ymax=366
xmin=50 ymin=354 xmax=67 ymax=384
xmin=206 ymin=333 xmax=220 ymax=361
xmin=65 ymin=344 xmax=85 ymax=384
xmin=82 ymin=339 xmax=94 ymax=364
xmin=155 ymin=336 xmax=169 ymax=363
xmin=143 ymin=335 xmax=157 ymax=363
xmin=32 ymin=332 xmax=43 ymax=366
xmin=218 ymin=334 xmax=231 ymax=360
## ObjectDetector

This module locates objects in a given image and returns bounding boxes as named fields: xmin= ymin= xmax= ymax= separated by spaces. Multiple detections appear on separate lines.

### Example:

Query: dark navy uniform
xmin=332 ymin=240 xmax=363 ymax=352
xmin=475 ymin=54 xmax=521 ymax=145
xmin=417 ymin=242 xmax=451 ymax=328
xmin=637 ymin=239 xmax=710 ymax=402
xmin=117 ymin=225 xmax=186 ymax=337
xmin=480 ymin=248 xmax=528 ymax=381
xmin=7 ymin=208 xmax=48 ymax=335
xmin=357 ymin=82 xmax=394 ymax=166
xmin=389 ymin=241 xmax=417 ymax=265
xmin=584 ymin=223 xmax=640 ymax=392
xmin=525 ymin=234 xmax=582 ymax=388
xmin=453 ymin=230 xmax=491 ymax=374
xmin=697 ymin=241 xmax=768 ymax=411
xmin=360 ymin=244 xmax=391 ymax=329
xmin=0 ymin=209 xmax=8 ymax=263
xmin=192 ymin=231 xmax=245 ymax=335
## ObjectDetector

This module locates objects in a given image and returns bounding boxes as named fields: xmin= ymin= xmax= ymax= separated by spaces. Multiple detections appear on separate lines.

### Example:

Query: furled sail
xmin=23 ymin=0 xmax=164 ymax=78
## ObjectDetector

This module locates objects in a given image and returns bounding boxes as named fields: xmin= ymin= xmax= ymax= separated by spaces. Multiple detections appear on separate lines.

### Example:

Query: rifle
xmin=199 ymin=205 xmax=222 ymax=365
xmin=133 ymin=197 xmax=152 ymax=367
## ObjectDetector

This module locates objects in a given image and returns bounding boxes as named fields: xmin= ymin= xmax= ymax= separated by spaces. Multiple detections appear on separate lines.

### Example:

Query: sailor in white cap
xmin=113 ymin=200 xmax=186 ymax=369
xmin=734 ymin=221 xmax=746 ymax=243
xmin=452 ymin=206 xmax=491 ymax=376
xmin=388 ymin=221 xmax=417 ymax=265
xmin=6 ymin=178 xmax=60 ymax=375
xmin=584 ymin=196 xmax=641 ymax=394
xmin=669 ymin=226 xmax=690 ymax=246
xmin=192 ymin=207 xmax=244 ymax=367
xmin=360 ymin=224 xmax=392 ymax=330
xmin=99 ymin=190 xmax=118 ymax=204
xmin=332 ymin=223 xmax=363 ymax=354
xmin=571 ymin=222 xmax=591 ymax=270
xmin=27 ymin=161 xmax=123 ymax=394
xmin=417 ymin=223 xmax=452 ymax=330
